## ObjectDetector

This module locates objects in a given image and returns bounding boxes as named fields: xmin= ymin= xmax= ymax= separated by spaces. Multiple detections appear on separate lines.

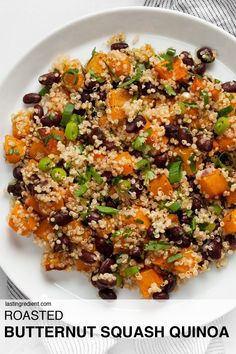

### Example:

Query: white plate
xmin=0 ymin=7 xmax=236 ymax=323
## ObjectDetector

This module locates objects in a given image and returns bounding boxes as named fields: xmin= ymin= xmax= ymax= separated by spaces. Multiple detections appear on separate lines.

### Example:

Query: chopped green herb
xmin=168 ymin=160 xmax=183 ymax=184
xmin=190 ymin=217 xmax=197 ymax=233
xmin=217 ymin=105 xmax=234 ymax=118
xmin=118 ymin=63 xmax=144 ymax=88
xmin=39 ymin=86 xmax=50 ymax=96
xmin=125 ymin=266 xmax=139 ymax=277
xmin=74 ymin=184 xmax=88 ymax=197
xmin=115 ymin=273 xmax=123 ymax=287
xmin=163 ymin=84 xmax=176 ymax=96
xmin=96 ymin=206 xmax=118 ymax=215
xmin=132 ymin=135 xmax=147 ymax=151
xmin=189 ymin=154 xmax=197 ymax=174
xmin=135 ymin=219 xmax=144 ymax=224
xmin=186 ymin=210 xmax=193 ymax=218
xmin=168 ymin=201 xmax=181 ymax=213
xmin=7 ymin=148 xmax=19 ymax=156
xmin=89 ymin=166 xmax=103 ymax=184
xmin=212 ymin=203 xmax=223 ymax=215
xmin=167 ymin=253 xmax=183 ymax=263
xmin=136 ymin=159 xmax=150 ymax=170
xmin=144 ymin=241 xmax=170 ymax=251
xmin=144 ymin=169 xmax=156 ymax=184
xmin=200 ymin=90 xmax=209 ymax=105
xmin=89 ymin=69 xmax=105 ymax=83
xmin=43 ymin=133 xmax=63 ymax=145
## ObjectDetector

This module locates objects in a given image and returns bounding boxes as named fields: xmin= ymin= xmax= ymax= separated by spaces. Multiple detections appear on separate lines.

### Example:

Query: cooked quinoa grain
xmin=4 ymin=37 xmax=236 ymax=299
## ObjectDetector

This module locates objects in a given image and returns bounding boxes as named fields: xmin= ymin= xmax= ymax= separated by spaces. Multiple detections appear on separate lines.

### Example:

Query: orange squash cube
xmin=223 ymin=209 xmax=236 ymax=234
xmin=139 ymin=269 xmax=164 ymax=298
xmin=198 ymin=169 xmax=229 ymax=198
xmin=148 ymin=175 xmax=173 ymax=196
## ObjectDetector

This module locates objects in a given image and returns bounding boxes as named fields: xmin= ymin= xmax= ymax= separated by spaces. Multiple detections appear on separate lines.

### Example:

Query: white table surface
xmin=0 ymin=1 xmax=236 ymax=353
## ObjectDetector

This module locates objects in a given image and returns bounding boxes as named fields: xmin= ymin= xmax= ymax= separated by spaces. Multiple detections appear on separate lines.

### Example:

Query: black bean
xmin=180 ymin=51 xmax=194 ymax=67
xmin=130 ymin=246 xmax=143 ymax=262
xmin=51 ymin=211 xmax=73 ymax=226
xmin=193 ymin=63 xmax=206 ymax=76
xmin=100 ymin=258 xmax=115 ymax=273
xmin=74 ymin=108 xmax=86 ymax=116
xmin=95 ymin=238 xmax=113 ymax=258
xmin=27 ymin=183 xmax=36 ymax=195
xmin=129 ymin=179 xmax=144 ymax=198
xmin=163 ymin=273 xmax=176 ymax=293
xmin=38 ymin=72 xmax=61 ymax=85
xmin=86 ymin=211 xmax=101 ymax=223
xmin=153 ymin=292 xmax=169 ymax=300
xmin=197 ymin=47 xmax=215 ymax=63
xmin=101 ymin=171 xmax=113 ymax=183
xmin=99 ymin=91 xmax=107 ymax=101
xmin=178 ymin=127 xmax=193 ymax=145
xmin=165 ymin=226 xmax=183 ymax=242
xmin=225 ymin=235 xmax=236 ymax=250
xmin=111 ymin=42 xmax=129 ymax=50
xmin=141 ymin=82 xmax=157 ymax=95
xmin=86 ymin=80 xmax=100 ymax=92
xmin=80 ymin=91 xmax=91 ymax=103
xmin=23 ymin=93 xmax=41 ymax=104
xmin=105 ymin=197 xmax=118 ymax=208
xmin=206 ymin=241 xmax=222 ymax=260
xmin=221 ymin=81 xmax=236 ymax=93
xmin=40 ymin=112 xmax=61 ymax=127
xmin=95 ymin=277 xmax=116 ymax=288
xmin=13 ymin=166 xmax=23 ymax=180
xmin=79 ymin=251 xmax=97 ymax=264
xmin=7 ymin=182 xmax=24 ymax=197
xmin=33 ymin=104 xmax=44 ymax=120
xmin=147 ymin=226 xmax=154 ymax=238
xmin=54 ymin=235 xmax=71 ymax=252
xmin=179 ymin=235 xmax=191 ymax=248
xmin=192 ymin=195 xmax=205 ymax=211
xmin=165 ymin=124 xmax=179 ymax=139
xmin=103 ymin=140 xmax=116 ymax=151
xmin=154 ymin=152 xmax=168 ymax=168
xmin=89 ymin=127 xmax=105 ymax=144
xmin=98 ymin=288 xmax=117 ymax=300
xmin=180 ymin=214 xmax=190 ymax=225
xmin=196 ymin=135 xmax=213 ymax=152
xmin=126 ymin=115 xmax=146 ymax=133
xmin=188 ymin=178 xmax=199 ymax=193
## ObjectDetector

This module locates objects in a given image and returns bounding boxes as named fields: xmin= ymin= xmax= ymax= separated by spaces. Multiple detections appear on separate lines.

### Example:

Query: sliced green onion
xmin=168 ymin=160 xmax=183 ymax=184
xmin=186 ymin=210 xmax=193 ymax=218
xmin=136 ymin=159 xmax=150 ymax=170
xmin=65 ymin=121 xmax=79 ymax=141
xmin=212 ymin=203 xmax=223 ymax=215
xmin=168 ymin=201 xmax=181 ymax=213
xmin=163 ymin=84 xmax=176 ymax=96
xmin=199 ymin=223 xmax=216 ymax=232
xmin=125 ymin=266 xmax=139 ymax=277
xmin=70 ymin=113 xmax=85 ymax=124
xmin=200 ymin=90 xmax=209 ymax=105
xmin=74 ymin=184 xmax=88 ymax=197
xmin=38 ymin=157 xmax=54 ymax=172
xmin=50 ymin=167 xmax=67 ymax=182
xmin=189 ymin=154 xmax=197 ymax=174
xmin=214 ymin=117 xmax=230 ymax=135
xmin=167 ymin=253 xmax=183 ymax=263
xmin=118 ymin=179 xmax=131 ymax=191
xmin=96 ymin=206 xmax=118 ymax=215
xmin=217 ymin=105 xmax=234 ymax=118
xmin=39 ymin=86 xmax=50 ymax=96
xmin=190 ymin=217 xmax=196 ymax=233
xmin=144 ymin=241 xmax=170 ymax=251
xmin=166 ymin=47 xmax=176 ymax=56
xmin=61 ymin=103 xmax=75 ymax=126
xmin=214 ymin=152 xmax=235 ymax=170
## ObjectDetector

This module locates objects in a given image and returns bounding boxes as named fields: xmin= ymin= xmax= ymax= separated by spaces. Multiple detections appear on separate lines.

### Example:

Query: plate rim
xmin=1 ymin=7 xmax=236 ymax=313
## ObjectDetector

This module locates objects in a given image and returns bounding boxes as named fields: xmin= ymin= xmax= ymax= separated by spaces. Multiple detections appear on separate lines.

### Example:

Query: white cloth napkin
xmin=2 ymin=0 xmax=236 ymax=352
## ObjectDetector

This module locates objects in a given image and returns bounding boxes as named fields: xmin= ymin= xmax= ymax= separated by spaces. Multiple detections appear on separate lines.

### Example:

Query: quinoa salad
xmin=4 ymin=33 xmax=236 ymax=300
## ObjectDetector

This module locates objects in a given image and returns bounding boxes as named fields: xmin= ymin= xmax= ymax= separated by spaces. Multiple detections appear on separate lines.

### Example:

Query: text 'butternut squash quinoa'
xmin=5 ymin=34 xmax=236 ymax=300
